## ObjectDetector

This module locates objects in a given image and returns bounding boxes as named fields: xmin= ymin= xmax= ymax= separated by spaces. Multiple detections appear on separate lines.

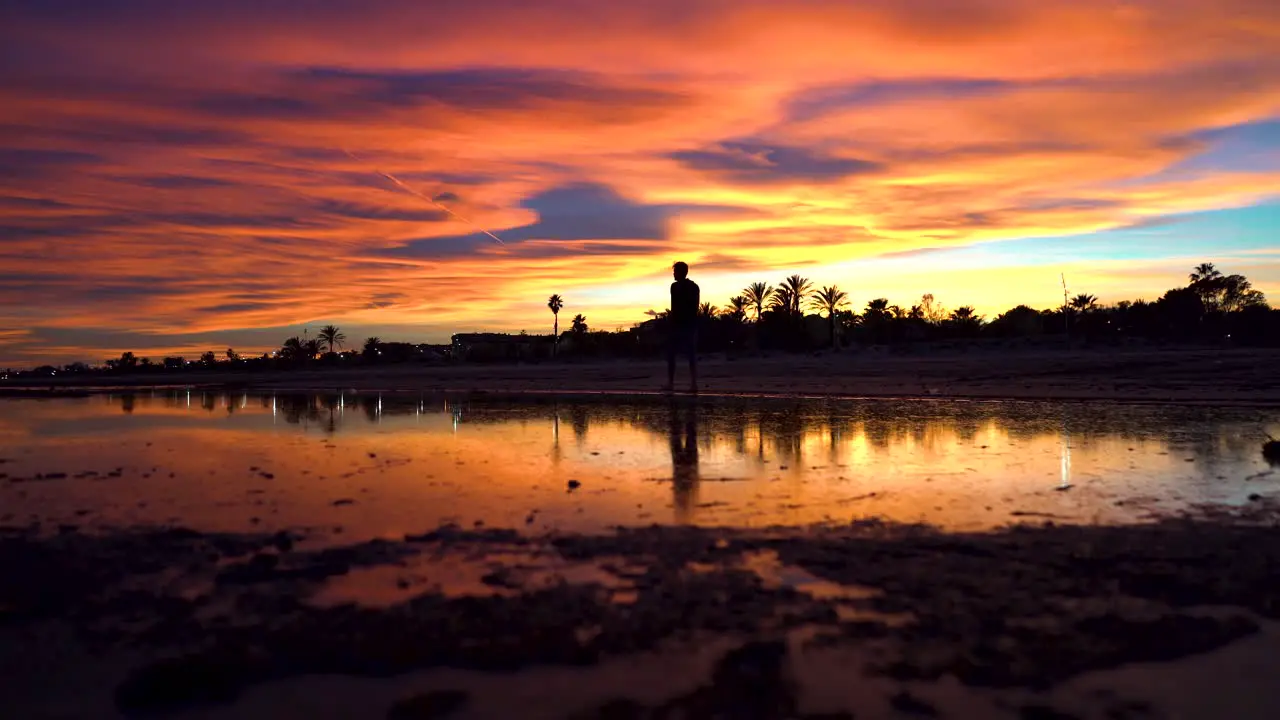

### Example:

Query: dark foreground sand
xmin=11 ymin=346 xmax=1280 ymax=404
xmin=6 ymin=500 xmax=1280 ymax=719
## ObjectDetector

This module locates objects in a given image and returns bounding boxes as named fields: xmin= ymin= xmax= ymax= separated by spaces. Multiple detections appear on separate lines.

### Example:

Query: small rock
xmin=1265 ymin=440 xmax=1280 ymax=465
xmin=386 ymin=690 xmax=469 ymax=720
xmin=567 ymin=480 xmax=582 ymax=492
xmin=332 ymin=499 xmax=355 ymax=507
xmin=260 ymin=472 xmax=274 ymax=480
xmin=1249 ymin=494 xmax=1263 ymax=502
xmin=889 ymin=691 xmax=937 ymax=716
xmin=1020 ymin=705 xmax=1079 ymax=720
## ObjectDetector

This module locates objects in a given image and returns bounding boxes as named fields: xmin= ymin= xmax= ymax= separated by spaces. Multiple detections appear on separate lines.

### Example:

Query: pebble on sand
xmin=386 ymin=690 xmax=469 ymax=720
xmin=567 ymin=480 xmax=582 ymax=492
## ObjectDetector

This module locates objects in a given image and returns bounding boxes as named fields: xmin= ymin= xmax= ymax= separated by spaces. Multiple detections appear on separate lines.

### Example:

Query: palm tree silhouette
xmin=725 ymin=296 xmax=750 ymax=323
xmin=548 ymin=294 xmax=564 ymax=356
xmin=363 ymin=336 xmax=382 ymax=358
xmin=948 ymin=306 xmax=985 ymax=335
xmin=781 ymin=275 xmax=813 ymax=315
xmin=769 ymin=286 xmax=795 ymax=315
xmin=698 ymin=302 xmax=717 ymax=319
xmin=809 ymin=285 xmax=849 ymax=347
xmin=1190 ymin=263 xmax=1221 ymax=284
xmin=571 ymin=314 xmax=588 ymax=335
xmin=1069 ymin=294 xmax=1098 ymax=313
xmin=864 ymin=298 xmax=892 ymax=323
xmin=281 ymin=337 xmax=305 ymax=362
xmin=319 ymin=325 xmax=346 ymax=353
xmin=743 ymin=282 xmax=773 ymax=322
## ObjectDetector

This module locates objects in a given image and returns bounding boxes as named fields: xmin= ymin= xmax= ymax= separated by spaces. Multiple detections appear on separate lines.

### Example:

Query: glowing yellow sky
xmin=1 ymin=1 xmax=1279 ymax=364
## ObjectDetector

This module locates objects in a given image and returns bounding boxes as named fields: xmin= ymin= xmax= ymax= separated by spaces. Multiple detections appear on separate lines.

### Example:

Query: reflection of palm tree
xmin=809 ymin=285 xmax=849 ymax=347
xmin=548 ymin=294 xmax=564 ymax=356
xmin=668 ymin=400 xmax=700 ymax=522
xmin=319 ymin=325 xmax=346 ymax=353
xmin=743 ymin=282 xmax=773 ymax=322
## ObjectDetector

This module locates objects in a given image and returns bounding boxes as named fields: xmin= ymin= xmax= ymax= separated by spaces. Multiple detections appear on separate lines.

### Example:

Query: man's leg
xmin=687 ymin=332 xmax=698 ymax=392
xmin=664 ymin=337 xmax=676 ymax=390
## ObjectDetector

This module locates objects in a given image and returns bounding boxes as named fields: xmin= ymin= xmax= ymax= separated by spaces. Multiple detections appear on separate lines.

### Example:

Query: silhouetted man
xmin=666 ymin=261 xmax=700 ymax=392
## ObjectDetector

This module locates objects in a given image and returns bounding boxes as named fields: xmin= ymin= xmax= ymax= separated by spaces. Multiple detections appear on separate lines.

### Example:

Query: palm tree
xmin=281 ymin=336 xmax=306 ymax=362
xmin=571 ymin=313 xmax=588 ymax=335
xmin=225 ymin=348 xmax=240 ymax=362
xmin=1190 ymin=263 xmax=1221 ymax=284
xmin=742 ymin=282 xmax=773 ymax=322
xmin=1069 ymin=294 xmax=1098 ymax=313
xmin=780 ymin=275 xmax=813 ymax=315
xmin=318 ymin=324 xmax=346 ymax=354
xmin=363 ymin=336 xmax=382 ymax=358
xmin=948 ymin=306 xmax=985 ymax=336
xmin=304 ymin=338 xmax=322 ymax=359
xmin=698 ymin=302 xmax=717 ymax=319
xmin=864 ymin=298 xmax=892 ymax=323
xmin=809 ymin=285 xmax=849 ymax=347
xmin=724 ymin=296 xmax=750 ymax=323
xmin=768 ymin=286 xmax=795 ymax=315
xmin=547 ymin=294 xmax=564 ymax=356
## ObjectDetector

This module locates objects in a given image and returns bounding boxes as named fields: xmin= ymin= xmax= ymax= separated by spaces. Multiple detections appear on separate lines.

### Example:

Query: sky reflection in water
xmin=1 ymin=393 xmax=1277 ymax=540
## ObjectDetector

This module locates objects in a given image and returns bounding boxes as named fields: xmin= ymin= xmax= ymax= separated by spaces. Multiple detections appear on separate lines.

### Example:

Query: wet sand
xmin=4 ymin=392 xmax=1280 ymax=718
xmin=6 ymin=506 xmax=1280 ymax=719
xmin=10 ymin=346 xmax=1280 ymax=404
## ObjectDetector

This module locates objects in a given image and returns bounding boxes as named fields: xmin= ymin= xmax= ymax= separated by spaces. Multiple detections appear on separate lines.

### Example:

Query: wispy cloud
xmin=1 ymin=0 xmax=1279 ymax=363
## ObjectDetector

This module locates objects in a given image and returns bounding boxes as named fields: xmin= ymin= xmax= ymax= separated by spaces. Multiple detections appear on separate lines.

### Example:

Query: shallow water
xmin=1 ymin=392 xmax=1277 ymax=542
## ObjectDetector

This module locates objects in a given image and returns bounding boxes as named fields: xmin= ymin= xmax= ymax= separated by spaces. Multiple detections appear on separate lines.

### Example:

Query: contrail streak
xmin=343 ymin=148 xmax=505 ymax=246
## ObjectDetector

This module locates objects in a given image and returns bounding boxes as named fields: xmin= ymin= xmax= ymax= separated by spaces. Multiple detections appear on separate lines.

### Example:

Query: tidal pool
xmin=4 ymin=392 xmax=1280 ymax=720
xmin=2 ymin=391 xmax=1276 ymax=541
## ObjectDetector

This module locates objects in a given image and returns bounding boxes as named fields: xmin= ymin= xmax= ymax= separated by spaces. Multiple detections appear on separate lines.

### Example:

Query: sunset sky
xmin=2 ymin=1 xmax=1279 ymax=366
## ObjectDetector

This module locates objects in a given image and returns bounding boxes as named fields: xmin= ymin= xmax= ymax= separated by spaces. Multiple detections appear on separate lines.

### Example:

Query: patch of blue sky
xmin=865 ymin=202 xmax=1280 ymax=271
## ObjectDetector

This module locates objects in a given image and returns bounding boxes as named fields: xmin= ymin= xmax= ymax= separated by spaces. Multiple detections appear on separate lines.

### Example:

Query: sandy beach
xmin=4 ymin=360 xmax=1280 ymax=718
xmin=10 ymin=346 xmax=1280 ymax=405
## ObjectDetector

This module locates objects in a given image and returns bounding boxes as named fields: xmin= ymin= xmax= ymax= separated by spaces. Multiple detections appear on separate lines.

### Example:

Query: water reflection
xmin=1 ymin=392 xmax=1276 ymax=536
xmin=668 ymin=400 xmax=700 ymax=522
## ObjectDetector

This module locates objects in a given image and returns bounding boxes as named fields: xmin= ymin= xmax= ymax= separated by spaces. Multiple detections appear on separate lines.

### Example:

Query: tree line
xmin=3 ymin=262 xmax=1274 ymax=379
xmin=546 ymin=262 xmax=1274 ymax=357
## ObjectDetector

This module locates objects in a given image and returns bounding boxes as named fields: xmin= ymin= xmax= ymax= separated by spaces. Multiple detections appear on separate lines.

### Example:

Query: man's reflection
xmin=669 ymin=399 xmax=700 ymax=522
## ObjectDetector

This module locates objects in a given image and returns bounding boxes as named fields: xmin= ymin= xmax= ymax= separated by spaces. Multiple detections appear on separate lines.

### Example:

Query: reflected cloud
xmin=2 ymin=394 xmax=1276 ymax=532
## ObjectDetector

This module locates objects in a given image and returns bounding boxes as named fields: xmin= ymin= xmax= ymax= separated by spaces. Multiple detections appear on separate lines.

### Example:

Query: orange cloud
xmin=1 ymin=1 xmax=1278 ymax=364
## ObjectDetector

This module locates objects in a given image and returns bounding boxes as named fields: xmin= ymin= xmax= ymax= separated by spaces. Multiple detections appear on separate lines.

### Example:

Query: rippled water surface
xmin=1 ymin=392 xmax=1277 ymax=540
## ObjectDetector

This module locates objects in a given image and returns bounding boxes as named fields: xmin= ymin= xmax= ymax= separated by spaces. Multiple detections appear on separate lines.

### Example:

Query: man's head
xmin=672 ymin=261 xmax=689 ymax=280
